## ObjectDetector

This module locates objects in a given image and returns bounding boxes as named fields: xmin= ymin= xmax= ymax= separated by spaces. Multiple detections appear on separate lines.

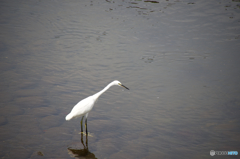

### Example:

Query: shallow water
xmin=0 ymin=0 xmax=240 ymax=158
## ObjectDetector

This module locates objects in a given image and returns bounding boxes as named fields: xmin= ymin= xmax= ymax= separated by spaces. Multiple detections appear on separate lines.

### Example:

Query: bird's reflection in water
xmin=67 ymin=133 xmax=97 ymax=159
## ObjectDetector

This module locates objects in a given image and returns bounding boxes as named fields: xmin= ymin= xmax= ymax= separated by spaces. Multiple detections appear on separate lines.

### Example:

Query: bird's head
xmin=113 ymin=80 xmax=129 ymax=90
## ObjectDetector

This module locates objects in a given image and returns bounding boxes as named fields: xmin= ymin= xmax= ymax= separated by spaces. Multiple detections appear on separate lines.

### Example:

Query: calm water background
xmin=0 ymin=0 xmax=240 ymax=158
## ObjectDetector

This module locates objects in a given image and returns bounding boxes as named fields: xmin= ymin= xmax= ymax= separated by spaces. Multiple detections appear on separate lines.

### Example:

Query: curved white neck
xmin=92 ymin=82 xmax=114 ymax=100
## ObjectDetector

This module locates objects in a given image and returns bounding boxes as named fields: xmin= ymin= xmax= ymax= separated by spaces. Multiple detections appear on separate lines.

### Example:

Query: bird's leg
xmin=86 ymin=131 xmax=88 ymax=150
xmin=85 ymin=118 xmax=88 ymax=135
xmin=80 ymin=116 xmax=84 ymax=133
xmin=80 ymin=130 xmax=86 ymax=149
xmin=85 ymin=113 xmax=89 ymax=135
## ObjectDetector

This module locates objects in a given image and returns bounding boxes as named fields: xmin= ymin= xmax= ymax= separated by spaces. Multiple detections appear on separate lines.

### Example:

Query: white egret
xmin=65 ymin=80 xmax=129 ymax=134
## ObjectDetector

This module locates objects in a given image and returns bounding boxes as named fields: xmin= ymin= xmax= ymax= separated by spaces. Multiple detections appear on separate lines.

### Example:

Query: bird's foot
xmin=79 ymin=131 xmax=94 ymax=137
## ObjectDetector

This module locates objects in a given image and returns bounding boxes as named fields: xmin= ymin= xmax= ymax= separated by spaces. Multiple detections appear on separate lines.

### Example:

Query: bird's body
xmin=65 ymin=80 xmax=129 ymax=134
xmin=65 ymin=95 xmax=95 ymax=121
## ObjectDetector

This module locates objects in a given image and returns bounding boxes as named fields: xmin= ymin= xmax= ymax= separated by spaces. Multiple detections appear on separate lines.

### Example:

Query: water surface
xmin=0 ymin=0 xmax=240 ymax=158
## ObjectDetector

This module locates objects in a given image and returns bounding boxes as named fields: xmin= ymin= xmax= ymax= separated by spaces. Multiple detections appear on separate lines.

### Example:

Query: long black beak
xmin=120 ymin=84 xmax=129 ymax=90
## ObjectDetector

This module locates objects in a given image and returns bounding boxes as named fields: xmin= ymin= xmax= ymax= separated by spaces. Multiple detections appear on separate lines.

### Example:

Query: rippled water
xmin=0 ymin=0 xmax=240 ymax=158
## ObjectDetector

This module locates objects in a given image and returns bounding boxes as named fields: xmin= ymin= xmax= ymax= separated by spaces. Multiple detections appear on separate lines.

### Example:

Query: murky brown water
xmin=1 ymin=0 xmax=240 ymax=158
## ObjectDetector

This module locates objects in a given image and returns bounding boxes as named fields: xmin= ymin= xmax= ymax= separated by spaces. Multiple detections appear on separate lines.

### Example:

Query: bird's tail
xmin=65 ymin=114 xmax=72 ymax=121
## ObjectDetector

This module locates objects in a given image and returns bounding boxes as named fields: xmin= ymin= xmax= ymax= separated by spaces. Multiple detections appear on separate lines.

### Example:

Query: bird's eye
xmin=118 ymin=83 xmax=121 ymax=86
